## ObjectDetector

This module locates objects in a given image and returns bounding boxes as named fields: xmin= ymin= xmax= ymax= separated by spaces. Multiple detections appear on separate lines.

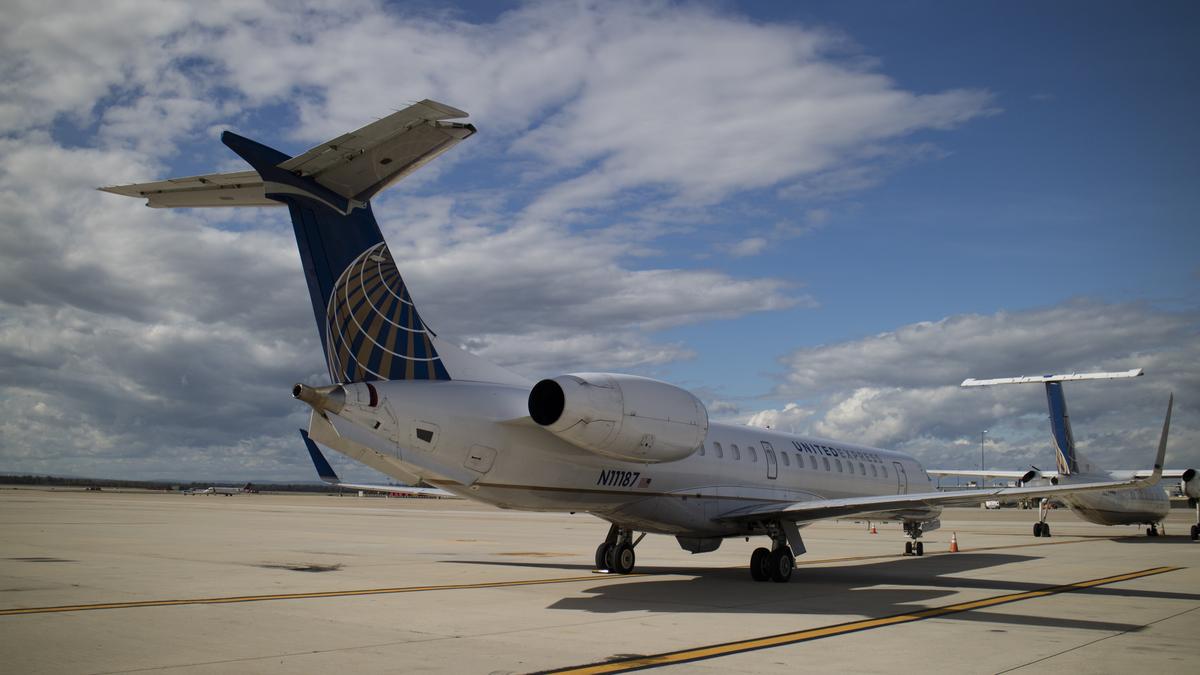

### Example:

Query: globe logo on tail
xmin=325 ymin=243 xmax=449 ymax=383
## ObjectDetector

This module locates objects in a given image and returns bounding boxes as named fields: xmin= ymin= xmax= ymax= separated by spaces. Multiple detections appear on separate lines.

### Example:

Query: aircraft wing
xmin=715 ymin=477 xmax=1155 ymax=525
xmin=301 ymin=429 xmax=458 ymax=498
xmin=720 ymin=394 xmax=1171 ymax=525
xmin=928 ymin=469 xmax=1185 ymax=480
xmin=1133 ymin=469 xmax=1187 ymax=479
xmin=926 ymin=469 xmax=1052 ymax=479
xmin=100 ymin=99 xmax=474 ymax=209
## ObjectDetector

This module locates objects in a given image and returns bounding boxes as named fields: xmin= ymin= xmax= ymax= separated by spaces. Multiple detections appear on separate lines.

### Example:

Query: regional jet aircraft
xmin=930 ymin=370 xmax=1199 ymax=540
xmin=102 ymin=101 xmax=1173 ymax=582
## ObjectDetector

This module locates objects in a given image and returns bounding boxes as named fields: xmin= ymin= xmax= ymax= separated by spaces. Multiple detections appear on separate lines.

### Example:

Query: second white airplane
xmin=930 ymin=369 xmax=1199 ymax=540
xmin=102 ymin=101 xmax=1174 ymax=581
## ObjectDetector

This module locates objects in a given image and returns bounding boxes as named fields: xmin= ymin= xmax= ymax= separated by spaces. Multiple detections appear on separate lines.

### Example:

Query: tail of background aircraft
xmin=101 ymin=100 xmax=527 ymax=387
xmin=962 ymin=369 xmax=1144 ymax=476
xmin=1044 ymin=381 xmax=1080 ymax=474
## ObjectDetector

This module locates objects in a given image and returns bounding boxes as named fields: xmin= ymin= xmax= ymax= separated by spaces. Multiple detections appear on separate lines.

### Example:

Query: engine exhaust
xmin=292 ymin=383 xmax=346 ymax=414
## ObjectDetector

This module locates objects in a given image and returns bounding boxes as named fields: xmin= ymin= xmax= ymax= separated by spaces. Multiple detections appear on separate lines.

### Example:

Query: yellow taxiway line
xmin=537 ymin=566 xmax=1183 ymax=674
xmin=0 ymin=535 xmax=1142 ymax=618
xmin=0 ymin=573 xmax=643 ymax=617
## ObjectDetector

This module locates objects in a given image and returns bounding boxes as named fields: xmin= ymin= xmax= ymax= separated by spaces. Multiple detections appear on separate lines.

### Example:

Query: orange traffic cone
xmin=949 ymin=532 xmax=959 ymax=552
xmin=870 ymin=523 xmax=877 ymax=535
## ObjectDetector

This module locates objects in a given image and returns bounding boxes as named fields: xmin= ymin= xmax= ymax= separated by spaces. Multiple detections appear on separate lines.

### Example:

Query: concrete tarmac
xmin=1 ymin=487 xmax=1196 ymax=674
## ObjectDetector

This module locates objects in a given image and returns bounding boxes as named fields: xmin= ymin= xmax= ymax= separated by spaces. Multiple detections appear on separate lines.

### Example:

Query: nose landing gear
xmin=902 ymin=521 xmax=927 ymax=556
xmin=1033 ymin=498 xmax=1052 ymax=537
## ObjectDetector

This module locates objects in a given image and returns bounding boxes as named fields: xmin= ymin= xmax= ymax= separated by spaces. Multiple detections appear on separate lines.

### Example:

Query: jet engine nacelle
xmin=528 ymin=373 xmax=708 ymax=463
xmin=1181 ymin=468 xmax=1199 ymax=499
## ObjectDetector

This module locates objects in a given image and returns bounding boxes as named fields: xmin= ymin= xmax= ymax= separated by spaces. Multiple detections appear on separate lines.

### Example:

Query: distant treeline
xmin=0 ymin=474 xmax=344 ymax=493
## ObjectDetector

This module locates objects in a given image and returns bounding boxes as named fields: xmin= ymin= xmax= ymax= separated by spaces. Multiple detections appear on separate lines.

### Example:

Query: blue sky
xmin=1 ymin=1 xmax=1196 ymax=481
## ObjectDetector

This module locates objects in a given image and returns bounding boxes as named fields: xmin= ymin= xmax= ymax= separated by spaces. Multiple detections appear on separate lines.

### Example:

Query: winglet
xmin=300 ymin=429 xmax=339 ymax=484
xmin=1135 ymin=393 xmax=1172 ymax=488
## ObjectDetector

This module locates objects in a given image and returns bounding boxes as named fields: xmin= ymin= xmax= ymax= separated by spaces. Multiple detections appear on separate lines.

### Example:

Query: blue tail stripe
xmin=1044 ymin=382 xmax=1077 ymax=474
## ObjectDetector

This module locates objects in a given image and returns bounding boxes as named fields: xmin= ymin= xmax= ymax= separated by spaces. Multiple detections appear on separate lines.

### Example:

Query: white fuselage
xmin=1054 ymin=475 xmax=1170 ymax=526
xmin=307 ymin=379 xmax=939 ymax=539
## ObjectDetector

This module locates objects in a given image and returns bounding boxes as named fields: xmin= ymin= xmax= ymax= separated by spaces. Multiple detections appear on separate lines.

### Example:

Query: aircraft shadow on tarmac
xmin=450 ymin=552 xmax=1197 ymax=634
xmin=1109 ymin=535 xmax=1198 ymax=545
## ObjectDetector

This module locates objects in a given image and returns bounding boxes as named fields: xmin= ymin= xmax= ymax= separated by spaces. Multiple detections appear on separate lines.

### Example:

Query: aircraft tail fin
xmin=101 ymin=101 xmax=529 ymax=386
xmin=962 ymin=369 xmax=1144 ymax=476
xmin=1043 ymin=381 xmax=1080 ymax=475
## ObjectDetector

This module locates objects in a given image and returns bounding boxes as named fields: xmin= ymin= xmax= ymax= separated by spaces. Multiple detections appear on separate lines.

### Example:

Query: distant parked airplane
xmin=930 ymin=370 xmax=1198 ymax=540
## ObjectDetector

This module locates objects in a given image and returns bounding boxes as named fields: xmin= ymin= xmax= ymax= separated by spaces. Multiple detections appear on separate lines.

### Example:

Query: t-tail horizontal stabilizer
xmin=961 ymin=369 xmax=1143 ymax=476
xmin=99 ymin=100 xmax=475 ymax=213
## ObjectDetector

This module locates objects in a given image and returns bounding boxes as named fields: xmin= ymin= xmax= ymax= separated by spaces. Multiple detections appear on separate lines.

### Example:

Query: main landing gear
xmin=1192 ymin=498 xmax=1199 ymax=541
xmin=749 ymin=521 xmax=804 ymax=583
xmin=749 ymin=544 xmax=794 ymax=583
xmin=902 ymin=521 xmax=925 ymax=556
xmin=1033 ymin=498 xmax=1052 ymax=537
xmin=594 ymin=524 xmax=643 ymax=575
xmin=1146 ymin=524 xmax=1161 ymax=537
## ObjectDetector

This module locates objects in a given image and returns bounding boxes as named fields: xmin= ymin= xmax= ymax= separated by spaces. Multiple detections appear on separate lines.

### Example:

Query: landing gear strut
xmin=1192 ymin=498 xmax=1199 ymax=541
xmin=1146 ymin=524 xmax=1160 ymax=537
xmin=902 ymin=521 xmax=926 ymax=556
xmin=748 ymin=521 xmax=802 ymax=583
xmin=594 ymin=523 xmax=642 ymax=574
xmin=1033 ymin=498 xmax=1051 ymax=537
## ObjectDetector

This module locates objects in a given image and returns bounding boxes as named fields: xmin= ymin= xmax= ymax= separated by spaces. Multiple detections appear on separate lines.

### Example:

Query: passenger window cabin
xmin=748 ymin=447 xmax=758 ymax=462
xmin=835 ymin=459 xmax=843 ymax=472
xmin=714 ymin=442 xmax=724 ymax=459
xmin=822 ymin=457 xmax=830 ymax=471
xmin=781 ymin=453 xmax=790 ymax=467
xmin=732 ymin=444 xmax=741 ymax=460
xmin=808 ymin=456 xmax=818 ymax=470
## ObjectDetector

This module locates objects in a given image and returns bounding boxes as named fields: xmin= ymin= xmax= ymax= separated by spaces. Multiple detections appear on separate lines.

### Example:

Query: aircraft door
xmin=762 ymin=442 xmax=778 ymax=480
xmin=893 ymin=461 xmax=908 ymax=494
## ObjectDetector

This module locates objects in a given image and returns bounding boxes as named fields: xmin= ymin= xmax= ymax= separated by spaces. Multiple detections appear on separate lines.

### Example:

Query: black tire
xmin=610 ymin=542 xmax=636 ymax=575
xmin=1146 ymin=527 xmax=1155 ymax=537
xmin=769 ymin=548 xmax=794 ymax=583
xmin=595 ymin=543 xmax=612 ymax=570
xmin=1042 ymin=524 xmax=1050 ymax=537
xmin=750 ymin=547 xmax=772 ymax=582
xmin=1191 ymin=525 xmax=1198 ymax=541
xmin=915 ymin=541 xmax=924 ymax=556
xmin=1033 ymin=522 xmax=1042 ymax=537
xmin=904 ymin=541 xmax=913 ymax=556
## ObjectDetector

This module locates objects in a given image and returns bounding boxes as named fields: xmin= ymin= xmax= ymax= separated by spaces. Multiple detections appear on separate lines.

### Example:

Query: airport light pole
xmin=980 ymin=430 xmax=987 ymax=486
